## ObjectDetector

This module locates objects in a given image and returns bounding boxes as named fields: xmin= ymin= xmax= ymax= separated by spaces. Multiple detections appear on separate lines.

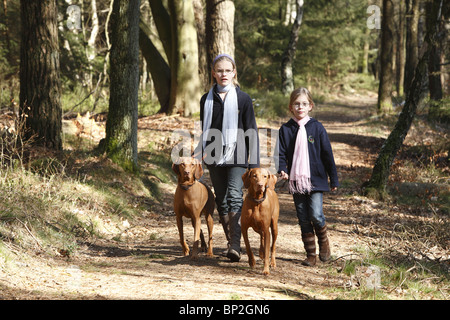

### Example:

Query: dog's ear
xmin=172 ymin=163 xmax=180 ymax=175
xmin=242 ymin=169 xmax=251 ymax=189
xmin=267 ymin=173 xmax=277 ymax=189
xmin=194 ymin=162 xmax=203 ymax=180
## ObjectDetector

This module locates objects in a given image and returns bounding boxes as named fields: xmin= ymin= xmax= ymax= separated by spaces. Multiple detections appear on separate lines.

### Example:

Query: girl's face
xmin=212 ymin=60 xmax=235 ymax=87
xmin=290 ymin=94 xmax=313 ymax=120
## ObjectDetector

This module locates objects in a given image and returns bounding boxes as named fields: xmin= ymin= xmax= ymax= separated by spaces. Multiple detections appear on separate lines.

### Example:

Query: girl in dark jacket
xmin=276 ymin=87 xmax=338 ymax=266
xmin=198 ymin=54 xmax=259 ymax=262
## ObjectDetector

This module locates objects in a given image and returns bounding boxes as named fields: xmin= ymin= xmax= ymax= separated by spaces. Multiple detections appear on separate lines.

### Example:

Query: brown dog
xmin=172 ymin=157 xmax=215 ymax=259
xmin=241 ymin=168 xmax=279 ymax=275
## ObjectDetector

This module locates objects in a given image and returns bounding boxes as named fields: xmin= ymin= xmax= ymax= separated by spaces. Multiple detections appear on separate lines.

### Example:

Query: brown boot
xmin=301 ymin=232 xmax=316 ymax=266
xmin=315 ymin=224 xmax=331 ymax=262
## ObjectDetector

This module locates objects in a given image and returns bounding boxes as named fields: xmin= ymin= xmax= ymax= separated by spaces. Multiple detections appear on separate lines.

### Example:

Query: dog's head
xmin=172 ymin=157 xmax=203 ymax=184
xmin=242 ymin=168 xmax=277 ymax=194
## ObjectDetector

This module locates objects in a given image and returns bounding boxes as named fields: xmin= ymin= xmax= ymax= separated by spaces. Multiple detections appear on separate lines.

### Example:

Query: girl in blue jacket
xmin=276 ymin=87 xmax=338 ymax=266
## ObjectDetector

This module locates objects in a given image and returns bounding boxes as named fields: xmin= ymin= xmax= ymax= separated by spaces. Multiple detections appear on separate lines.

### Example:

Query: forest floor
xmin=0 ymin=92 xmax=449 ymax=301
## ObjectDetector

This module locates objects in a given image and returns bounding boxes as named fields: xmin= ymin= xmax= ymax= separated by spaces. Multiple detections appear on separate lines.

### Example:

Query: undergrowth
xmin=0 ymin=125 xmax=174 ymax=261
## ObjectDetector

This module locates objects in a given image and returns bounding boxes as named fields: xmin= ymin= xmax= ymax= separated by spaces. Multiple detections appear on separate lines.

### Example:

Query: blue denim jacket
xmin=276 ymin=118 xmax=339 ymax=192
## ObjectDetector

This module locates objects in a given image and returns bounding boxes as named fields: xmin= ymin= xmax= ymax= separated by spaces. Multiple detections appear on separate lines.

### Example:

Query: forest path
xmin=1 ymin=93 xmax=413 ymax=300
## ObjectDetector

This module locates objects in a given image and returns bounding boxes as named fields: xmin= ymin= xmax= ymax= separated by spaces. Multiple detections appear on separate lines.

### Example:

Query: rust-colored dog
xmin=241 ymin=168 xmax=279 ymax=275
xmin=172 ymin=157 xmax=215 ymax=259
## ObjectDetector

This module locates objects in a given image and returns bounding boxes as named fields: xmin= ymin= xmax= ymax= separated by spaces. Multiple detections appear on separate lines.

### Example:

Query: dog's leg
xmin=262 ymin=227 xmax=271 ymax=275
xmin=199 ymin=229 xmax=207 ymax=253
xmin=205 ymin=213 xmax=214 ymax=257
xmin=270 ymin=218 xmax=278 ymax=270
xmin=259 ymin=233 xmax=265 ymax=259
xmin=242 ymin=227 xmax=255 ymax=269
xmin=191 ymin=217 xmax=207 ymax=254
xmin=191 ymin=217 xmax=202 ymax=260
xmin=176 ymin=214 xmax=189 ymax=256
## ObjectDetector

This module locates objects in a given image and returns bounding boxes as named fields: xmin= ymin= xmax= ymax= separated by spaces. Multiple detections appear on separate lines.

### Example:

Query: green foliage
xmin=427 ymin=97 xmax=450 ymax=124
xmin=235 ymin=0 xmax=375 ymax=91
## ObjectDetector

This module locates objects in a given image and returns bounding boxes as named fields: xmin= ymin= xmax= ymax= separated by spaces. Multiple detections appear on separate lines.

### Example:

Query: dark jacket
xmin=276 ymin=117 xmax=338 ymax=192
xmin=199 ymin=85 xmax=260 ymax=168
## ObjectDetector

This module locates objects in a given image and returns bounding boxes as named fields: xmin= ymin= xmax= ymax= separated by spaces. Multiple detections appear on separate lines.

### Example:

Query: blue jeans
xmin=293 ymin=191 xmax=326 ymax=234
xmin=207 ymin=166 xmax=246 ymax=216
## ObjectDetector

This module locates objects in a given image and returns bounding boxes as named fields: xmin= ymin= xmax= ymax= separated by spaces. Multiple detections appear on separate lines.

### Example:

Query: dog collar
xmin=179 ymin=181 xmax=196 ymax=190
xmin=250 ymin=188 xmax=267 ymax=204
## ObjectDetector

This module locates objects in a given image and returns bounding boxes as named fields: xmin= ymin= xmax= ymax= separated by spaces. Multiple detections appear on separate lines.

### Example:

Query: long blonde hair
xmin=211 ymin=54 xmax=240 ymax=87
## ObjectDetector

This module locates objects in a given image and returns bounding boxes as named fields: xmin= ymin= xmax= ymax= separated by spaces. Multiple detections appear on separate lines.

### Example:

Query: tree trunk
xmin=404 ymin=0 xmax=420 ymax=94
xmin=362 ymin=27 xmax=370 ymax=74
xmin=377 ymin=0 xmax=394 ymax=114
xmin=168 ymin=0 xmax=202 ymax=116
xmin=104 ymin=0 xmax=140 ymax=171
xmin=149 ymin=0 xmax=172 ymax=62
xmin=85 ymin=0 xmax=99 ymax=91
xmin=396 ymin=0 xmax=406 ymax=97
xmin=426 ymin=0 xmax=443 ymax=101
xmin=193 ymin=0 xmax=209 ymax=91
xmin=19 ymin=0 xmax=62 ymax=150
xmin=363 ymin=0 xmax=443 ymax=199
xmin=281 ymin=0 xmax=304 ymax=96
xmin=206 ymin=0 xmax=235 ymax=81
xmin=139 ymin=18 xmax=171 ymax=113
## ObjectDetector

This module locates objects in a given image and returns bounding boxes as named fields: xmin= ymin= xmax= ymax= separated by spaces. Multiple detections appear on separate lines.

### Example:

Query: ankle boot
xmin=301 ymin=232 xmax=316 ymax=266
xmin=227 ymin=212 xmax=241 ymax=262
xmin=315 ymin=224 xmax=331 ymax=262
xmin=219 ymin=214 xmax=231 ymax=256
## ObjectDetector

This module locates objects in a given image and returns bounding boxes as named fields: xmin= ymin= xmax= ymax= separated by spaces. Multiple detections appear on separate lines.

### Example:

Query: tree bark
xmin=168 ymin=0 xmax=202 ymax=116
xmin=193 ymin=0 xmax=209 ymax=91
xmin=104 ymin=0 xmax=140 ymax=171
xmin=396 ymin=0 xmax=406 ymax=97
xmin=206 ymin=0 xmax=235 ymax=80
xmin=149 ymin=0 xmax=172 ymax=62
xmin=404 ymin=0 xmax=420 ymax=94
xmin=377 ymin=0 xmax=394 ymax=114
xmin=426 ymin=0 xmax=443 ymax=101
xmin=19 ymin=0 xmax=62 ymax=150
xmin=363 ymin=0 xmax=443 ymax=199
xmin=281 ymin=0 xmax=304 ymax=96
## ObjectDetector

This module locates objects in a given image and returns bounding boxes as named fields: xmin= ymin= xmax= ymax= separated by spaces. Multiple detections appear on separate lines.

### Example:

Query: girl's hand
xmin=331 ymin=187 xmax=338 ymax=192
xmin=278 ymin=171 xmax=289 ymax=180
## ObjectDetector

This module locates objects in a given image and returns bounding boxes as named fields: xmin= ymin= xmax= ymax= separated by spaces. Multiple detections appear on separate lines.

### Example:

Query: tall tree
xmin=396 ymin=0 xmax=406 ymax=97
xmin=404 ymin=0 xmax=420 ymax=94
xmin=19 ymin=0 xmax=62 ymax=150
xmin=377 ymin=0 xmax=395 ymax=114
xmin=104 ymin=0 xmax=140 ymax=171
xmin=168 ymin=0 xmax=202 ymax=116
xmin=281 ymin=0 xmax=304 ymax=96
xmin=193 ymin=0 xmax=208 ymax=91
xmin=363 ymin=0 xmax=443 ymax=199
xmin=206 ymin=0 xmax=236 ymax=82
xmin=425 ymin=0 xmax=443 ymax=101
xmin=139 ymin=18 xmax=171 ymax=113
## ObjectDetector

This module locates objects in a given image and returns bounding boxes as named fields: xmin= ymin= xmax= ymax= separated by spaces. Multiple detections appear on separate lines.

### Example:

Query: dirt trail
xmin=0 ymin=94 xmax=405 ymax=300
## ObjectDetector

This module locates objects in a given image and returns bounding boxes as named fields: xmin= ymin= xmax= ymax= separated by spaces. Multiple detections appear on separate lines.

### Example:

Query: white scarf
xmin=202 ymin=84 xmax=238 ymax=164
